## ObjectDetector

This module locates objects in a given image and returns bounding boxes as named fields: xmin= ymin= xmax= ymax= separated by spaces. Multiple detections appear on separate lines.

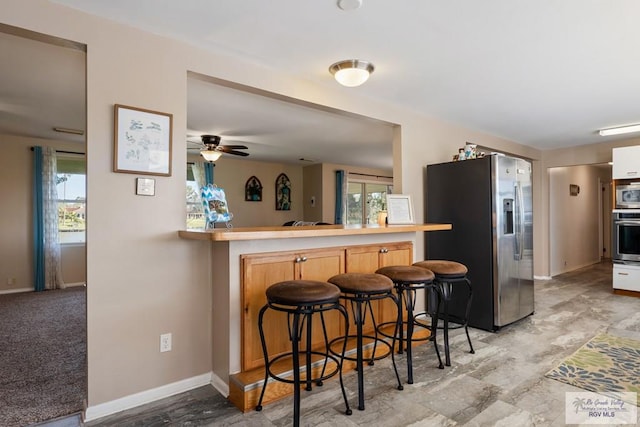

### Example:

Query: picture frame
xmin=114 ymin=104 xmax=173 ymax=176
xmin=245 ymin=176 xmax=263 ymax=201
xmin=275 ymin=173 xmax=291 ymax=210
xmin=386 ymin=194 xmax=415 ymax=224
xmin=136 ymin=178 xmax=156 ymax=196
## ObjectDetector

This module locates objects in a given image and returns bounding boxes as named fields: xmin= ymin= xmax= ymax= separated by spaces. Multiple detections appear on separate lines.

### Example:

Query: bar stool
xmin=327 ymin=273 xmax=403 ymax=411
xmin=375 ymin=266 xmax=444 ymax=384
xmin=413 ymin=260 xmax=475 ymax=366
xmin=255 ymin=280 xmax=352 ymax=425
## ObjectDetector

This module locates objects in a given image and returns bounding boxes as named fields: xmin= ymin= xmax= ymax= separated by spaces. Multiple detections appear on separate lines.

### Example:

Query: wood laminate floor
xmin=85 ymin=261 xmax=640 ymax=426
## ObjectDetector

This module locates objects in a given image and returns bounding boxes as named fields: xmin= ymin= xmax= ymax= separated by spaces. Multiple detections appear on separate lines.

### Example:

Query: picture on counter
xmin=245 ymin=176 xmax=263 ymax=201
xmin=275 ymin=173 xmax=291 ymax=210
xmin=386 ymin=194 xmax=415 ymax=224
xmin=201 ymin=184 xmax=233 ymax=229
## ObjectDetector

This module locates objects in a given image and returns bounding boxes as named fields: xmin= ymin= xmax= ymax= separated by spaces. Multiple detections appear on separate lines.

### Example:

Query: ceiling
xmin=4 ymin=1 xmax=640 ymax=168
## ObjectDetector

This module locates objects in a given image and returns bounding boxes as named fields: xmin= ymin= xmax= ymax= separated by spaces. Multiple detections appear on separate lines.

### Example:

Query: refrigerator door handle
xmin=514 ymin=182 xmax=523 ymax=261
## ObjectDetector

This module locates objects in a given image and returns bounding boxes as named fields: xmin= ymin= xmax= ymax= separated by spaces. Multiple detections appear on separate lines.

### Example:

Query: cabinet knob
xmin=295 ymin=257 xmax=302 ymax=263
xmin=301 ymin=256 xmax=308 ymax=262
xmin=380 ymin=248 xmax=388 ymax=253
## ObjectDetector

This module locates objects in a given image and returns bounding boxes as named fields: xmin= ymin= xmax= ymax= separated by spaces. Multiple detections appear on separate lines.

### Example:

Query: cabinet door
xmin=613 ymin=146 xmax=640 ymax=179
xmin=298 ymin=248 xmax=345 ymax=351
xmin=378 ymin=243 xmax=413 ymax=324
xmin=241 ymin=248 xmax=345 ymax=371
xmin=242 ymin=253 xmax=297 ymax=371
xmin=345 ymin=242 xmax=413 ymax=330
xmin=613 ymin=263 xmax=640 ymax=292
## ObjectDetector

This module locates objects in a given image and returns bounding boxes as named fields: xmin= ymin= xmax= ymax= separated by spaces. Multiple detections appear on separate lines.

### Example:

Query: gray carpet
xmin=0 ymin=287 xmax=86 ymax=426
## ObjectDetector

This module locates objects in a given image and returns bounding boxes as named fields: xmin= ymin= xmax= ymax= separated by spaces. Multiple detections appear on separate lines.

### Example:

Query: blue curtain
xmin=204 ymin=162 xmax=214 ymax=185
xmin=33 ymin=146 xmax=46 ymax=291
xmin=335 ymin=170 xmax=345 ymax=224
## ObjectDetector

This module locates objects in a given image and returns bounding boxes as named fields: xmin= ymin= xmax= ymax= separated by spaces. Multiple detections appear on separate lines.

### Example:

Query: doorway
xmin=0 ymin=24 xmax=87 ymax=425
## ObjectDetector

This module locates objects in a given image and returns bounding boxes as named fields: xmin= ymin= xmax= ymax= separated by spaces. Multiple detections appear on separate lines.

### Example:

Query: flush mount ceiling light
xmin=337 ymin=0 xmax=362 ymax=11
xmin=329 ymin=60 xmax=374 ymax=87
xmin=599 ymin=124 xmax=640 ymax=136
xmin=200 ymin=150 xmax=222 ymax=162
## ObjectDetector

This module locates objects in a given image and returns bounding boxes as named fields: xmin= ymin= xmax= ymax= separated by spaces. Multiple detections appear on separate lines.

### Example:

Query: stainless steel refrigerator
xmin=426 ymin=154 xmax=534 ymax=331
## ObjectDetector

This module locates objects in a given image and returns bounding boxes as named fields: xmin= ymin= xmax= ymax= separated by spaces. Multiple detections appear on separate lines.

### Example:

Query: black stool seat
xmin=375 ymin=265 xmax=444 ymax=383
xmin=267 ymin=280 xmax=341 ymax=306
xmin=413 ymin=260 xmax=475 ymax=366
xmin=256 ymin=280 xmax=351 ymax=425
xmin=327 ymin=273 xmax=403 ymax=410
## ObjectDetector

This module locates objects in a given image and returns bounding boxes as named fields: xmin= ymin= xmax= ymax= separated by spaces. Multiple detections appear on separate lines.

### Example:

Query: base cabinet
xmin=241 ymin=248 xmax=345 ymax=371
xmin=345 ymin=242 xmax=413 ymax=328
xmin=613 ymin=263 xmax=640 ymax=292
xmin=235 ymin=241 xmax=413 ymax=411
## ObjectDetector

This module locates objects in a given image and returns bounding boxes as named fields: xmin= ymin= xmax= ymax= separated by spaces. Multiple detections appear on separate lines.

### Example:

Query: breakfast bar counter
xmin=178 ymin=222 xmax=451 ymax=241
xmin=179 ymin=223 xmax=451 ymax=410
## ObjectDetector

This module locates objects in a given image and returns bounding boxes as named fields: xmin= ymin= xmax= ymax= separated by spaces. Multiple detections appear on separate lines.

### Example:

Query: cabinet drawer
xmin=613 ymin=264 xmax=640 ymax=292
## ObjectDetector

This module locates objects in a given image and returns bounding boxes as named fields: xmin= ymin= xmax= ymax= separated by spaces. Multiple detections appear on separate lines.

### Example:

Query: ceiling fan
xmin=189 ymin=134 xmax=249 ymax=161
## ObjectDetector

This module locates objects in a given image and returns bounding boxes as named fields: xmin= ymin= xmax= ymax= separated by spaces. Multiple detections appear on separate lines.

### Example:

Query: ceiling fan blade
xmin=220 ymin=144 xmax=248 ymax=150
xmin=221 ymin=149 xmax=250 ymax=157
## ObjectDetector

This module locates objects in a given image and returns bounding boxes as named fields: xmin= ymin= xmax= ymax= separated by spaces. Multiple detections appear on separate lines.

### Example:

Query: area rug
xmin=545 ymin=333 xmax=640 ymax=405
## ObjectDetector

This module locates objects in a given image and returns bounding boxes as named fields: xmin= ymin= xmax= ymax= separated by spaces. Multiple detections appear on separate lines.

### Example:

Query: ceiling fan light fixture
xmin=329 ymin=60 xmax=374 ymax=87
xmin=201 ymin=149 xmax=222 ymax=162
xmin=599 ymin=123 xmax=640 ymax=136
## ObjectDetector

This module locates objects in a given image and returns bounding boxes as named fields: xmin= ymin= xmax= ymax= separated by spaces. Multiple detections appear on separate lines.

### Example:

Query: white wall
xmin=0 ymin=134 xmax=86 ymax=292
xmin=2 ymin=0 xmax=549 ymax=416
xmin=549 ymin=165 xmax=602 ymax=275
xmin=190 ymin=155 xmax=304 ymax=227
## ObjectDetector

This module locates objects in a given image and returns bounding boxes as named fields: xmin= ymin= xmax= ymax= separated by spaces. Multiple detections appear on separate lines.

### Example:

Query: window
xmin=56 ymin=157 xmax=86 ymax=243
xmin=346 ymin=180 xmax=392 ymax=225
xmin=186 ymin=166 xmax=205 ymax=229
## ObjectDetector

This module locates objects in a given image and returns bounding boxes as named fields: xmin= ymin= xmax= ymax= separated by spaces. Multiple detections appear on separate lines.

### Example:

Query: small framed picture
xmin=386 ymin=194 xmax=415 ymax=224
xmin=114 ymin=104 xmax=173 ymax=176
xmin=136 ymin=178 xmax=156 ymax=196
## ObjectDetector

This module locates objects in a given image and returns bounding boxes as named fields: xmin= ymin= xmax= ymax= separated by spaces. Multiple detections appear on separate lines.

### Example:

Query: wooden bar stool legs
xmin=255 ymin=280 xmax=351 ymax=426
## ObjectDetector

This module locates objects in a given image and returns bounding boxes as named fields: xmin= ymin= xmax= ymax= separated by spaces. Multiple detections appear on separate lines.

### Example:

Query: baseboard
xmin=64 ymin=282 xmax=86 ymax=288
xmin=210 ymin=372 xmax=229 ymax=397
xmin=533 ymin=275 xmax=552 ymax=280
xmin=84 ymin=372 xmax=212 ymax=422
xmin=551 ymin=260 xmax=601 ymax=277
xmin=0 ymin=287 xmax=33 ymax=295
xmin=0 ymin=284 xmax=85 ymax=294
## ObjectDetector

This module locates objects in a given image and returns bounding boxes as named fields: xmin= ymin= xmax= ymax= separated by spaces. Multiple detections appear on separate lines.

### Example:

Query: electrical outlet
xmin=160 ymin=333 xmax=172 ymax=352
xmin=6 ymin=277 xmax=15 ymax=286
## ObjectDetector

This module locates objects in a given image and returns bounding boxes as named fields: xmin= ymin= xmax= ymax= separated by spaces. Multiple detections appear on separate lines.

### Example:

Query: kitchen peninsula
xmin=179 ymin=223 xmax=451 ymax=410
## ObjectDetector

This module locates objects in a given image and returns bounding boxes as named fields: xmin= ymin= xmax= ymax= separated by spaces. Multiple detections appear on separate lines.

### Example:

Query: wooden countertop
xmin=178 ymin=223 xmax=451 ymax=242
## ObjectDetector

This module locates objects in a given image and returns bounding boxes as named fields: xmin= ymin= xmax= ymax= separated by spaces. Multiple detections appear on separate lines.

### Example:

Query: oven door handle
xmin=615 ymin=221 xmax=640 ymax=226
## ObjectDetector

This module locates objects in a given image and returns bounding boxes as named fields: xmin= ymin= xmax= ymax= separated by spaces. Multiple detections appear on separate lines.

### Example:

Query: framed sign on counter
xmin=386 ymin=194 xmax=415 ymax=224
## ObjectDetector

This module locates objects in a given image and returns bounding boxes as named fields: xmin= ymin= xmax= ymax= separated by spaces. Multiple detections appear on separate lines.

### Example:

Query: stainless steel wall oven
xmin=612 ymin=210 xmax=640 ymax=263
